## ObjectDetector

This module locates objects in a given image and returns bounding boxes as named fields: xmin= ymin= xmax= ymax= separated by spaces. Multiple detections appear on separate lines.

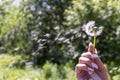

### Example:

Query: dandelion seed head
xmin=82 ymin=21 xmax=103 ymax=36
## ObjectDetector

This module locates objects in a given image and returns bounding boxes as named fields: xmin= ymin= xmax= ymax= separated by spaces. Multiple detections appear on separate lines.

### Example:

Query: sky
xmin=13 ymin=0 xmax=21 ymax=6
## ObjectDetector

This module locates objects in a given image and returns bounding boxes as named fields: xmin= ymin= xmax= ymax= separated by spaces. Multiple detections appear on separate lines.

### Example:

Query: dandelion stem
xmin=93 ymin=32 xmax=96 ymax=52
xmin=92 ymin=32 xmax=96 ymax=71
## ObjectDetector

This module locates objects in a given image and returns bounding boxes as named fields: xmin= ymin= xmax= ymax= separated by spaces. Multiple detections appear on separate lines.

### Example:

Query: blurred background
xmin=0 ymin=0 xmax=120 ymax=80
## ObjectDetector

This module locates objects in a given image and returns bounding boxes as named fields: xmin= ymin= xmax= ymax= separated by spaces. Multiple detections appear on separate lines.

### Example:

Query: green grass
xmin=0 ymin=54 xmax=41 ymax=79
xmin=0 ymin=54 xmax=41 ymax=80
xmin=0 ymin=54 xmax=76 ymax=80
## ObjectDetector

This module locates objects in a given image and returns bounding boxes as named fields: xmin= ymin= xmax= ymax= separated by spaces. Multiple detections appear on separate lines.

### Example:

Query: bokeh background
xmin=0 ymin=0 xmax=120 ymax=80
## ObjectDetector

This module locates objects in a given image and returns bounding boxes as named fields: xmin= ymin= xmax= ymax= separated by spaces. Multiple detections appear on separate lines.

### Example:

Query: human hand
xmin=75 ymin=43 xmax=109 ymax=80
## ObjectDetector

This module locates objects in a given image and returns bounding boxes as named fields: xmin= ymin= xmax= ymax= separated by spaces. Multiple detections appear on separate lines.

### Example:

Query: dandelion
xmin=82 ymin=21 xmax=103 ymax=51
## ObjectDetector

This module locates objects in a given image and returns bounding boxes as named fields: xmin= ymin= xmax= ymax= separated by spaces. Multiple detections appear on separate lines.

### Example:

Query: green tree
xmin=23 ymin=0 xmax=73 ymax=64
xmin=0 ymin=0 xmax=29 ymax=54
xmin=4 ymin=0 xmax=73 ymax=65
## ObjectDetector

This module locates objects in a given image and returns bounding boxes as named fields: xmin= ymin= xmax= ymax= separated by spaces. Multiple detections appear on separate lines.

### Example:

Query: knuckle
xmin=81 ymin=52 xmax=91 ymax=57
xmin=76 ymin=64 xmax=87 ymax=68
xmin=81 ymin=52 xmax=87 ymax=56
xmin=79 ymin=57 xmax=91 ymax=65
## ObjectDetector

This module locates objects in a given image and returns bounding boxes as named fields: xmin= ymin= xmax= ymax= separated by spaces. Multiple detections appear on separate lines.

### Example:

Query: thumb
xmin=88 ymin=42 xmax=94 ymax=53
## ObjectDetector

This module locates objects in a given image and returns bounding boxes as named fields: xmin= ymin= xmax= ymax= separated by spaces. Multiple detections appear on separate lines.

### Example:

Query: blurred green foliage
xmin=0 ymin=0 xmax=120 ymax=79
xmin=0 ymin=54 xmax=76 ymax=80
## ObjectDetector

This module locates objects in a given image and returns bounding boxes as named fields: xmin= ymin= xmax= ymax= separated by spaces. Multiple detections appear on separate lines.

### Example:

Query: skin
xmin=75 ymin=43 xmax=109 ymax=80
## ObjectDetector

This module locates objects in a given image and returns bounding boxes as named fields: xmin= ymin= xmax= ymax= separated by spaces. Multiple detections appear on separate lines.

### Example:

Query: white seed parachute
xmin=82 ymin=21 xmax=103 ymax=36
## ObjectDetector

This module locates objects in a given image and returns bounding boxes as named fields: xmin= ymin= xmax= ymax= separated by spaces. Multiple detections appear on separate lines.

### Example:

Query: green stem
xmin=92 ymin=32 xmax=96 ymax=71
xmin=93 ymin=33 xmax=96 ymax=51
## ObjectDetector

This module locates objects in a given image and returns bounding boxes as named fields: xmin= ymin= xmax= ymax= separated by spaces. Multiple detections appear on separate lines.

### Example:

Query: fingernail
xmin=88 ymin=71 xmax=94 ymax=75
xmin=87 ymin=67 xmax=94 ymax=71
xmin=91 ymin=62 xmax=98 ymax=69
xmin=91 ymin=54 xmax=99 ymax=59
xmin=87 ymin=67 xmax=94 ymax=75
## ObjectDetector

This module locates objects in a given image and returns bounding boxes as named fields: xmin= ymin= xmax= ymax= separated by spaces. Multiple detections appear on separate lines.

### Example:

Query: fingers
xmin=75 ymin=64 xmax=88 ymax=78
xmin=80 ymin=52 xmax=104 ymax=69
xmin=81 ymin=52 xmax=99 ymax=59
xmin=76 ymin=63 xmax=99 ymax=79
xmin=79 ymin=56 xmax=98 ymax=69
xmin=76 ymin=64 xmax=87 ymax=73
xmin=76 ymin=52 xmax=102 ymax=80
xmin=81 ymin=52 xmax=91 ymax=58
xmin=75 ymin=64 xmax=94 ymax=78
xmin=79 ymin=57 xmax=91 ymax=64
